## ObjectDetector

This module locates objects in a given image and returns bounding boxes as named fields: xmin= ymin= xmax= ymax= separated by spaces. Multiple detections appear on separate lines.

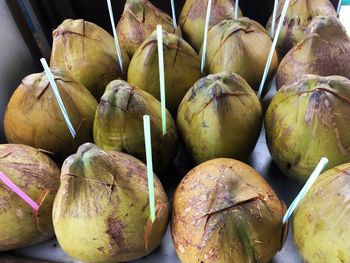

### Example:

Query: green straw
xmin=143 ymin=115 xmax=156 ymax=222
xmin=157 ymin=25 xmax=167 ymax=136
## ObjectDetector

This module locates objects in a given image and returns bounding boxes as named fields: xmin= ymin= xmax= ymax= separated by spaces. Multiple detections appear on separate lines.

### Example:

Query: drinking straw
xmin=200 ymin=0 xmax=213 ymax=74
xmin=0 ymin=171 xmax=39 ymax=211
xmin=257 ymin=0 xmax=291 ymax=98
xmin=270 ymin=0 xmax=279 ymax=37
xmin=235 ymin=0 xmax=239 ymax=20
xmin=170 ymin=0 xmax=177 ymax=29
xmin=107 ymin=0 xmax=124 ymax=74
xmin=282 ymin=157 xmax=329 ymax=224
xmin=40 ymin=58 xmax=76 ymax=138
xmin=143 ymin=115 xmax=156 ymax=222
xmin=157 ymin=25 xmax=167 ymax=136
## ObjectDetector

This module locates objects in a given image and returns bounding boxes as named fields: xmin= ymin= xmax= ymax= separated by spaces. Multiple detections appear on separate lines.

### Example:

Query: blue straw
xmin=170 ymin=0 xmax=177 ymax=29
xmin=282 ymin=157 xmax=329 ymax=224
xmin=337 ymin=0 xmax=343 ymax=15
xmin=200 ymin=0 xmax=213 ymax=74
xmin=143 ymin=115 xmax=156 ymax=222
xmin=270 ymin=0 xmax=279 ymax=37
xmin=40 ymin=58 xmax=76 ymax=138
xmin=235 ymin=0 xmax=239 ymax=20
xmin=107 ymin=0 xmax=124 ymax=74
xmin=257 ymin=0 xmax=291 ymax=98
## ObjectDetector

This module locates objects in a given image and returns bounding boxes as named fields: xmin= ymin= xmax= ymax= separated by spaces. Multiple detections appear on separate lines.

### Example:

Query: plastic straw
xmin=270 ymin=0 xmax=279 ymax=37
xmin=170 ymin=0 xmax=177 ymax=29
xmin=107 ymin=0 xmax=124 ymax=74
xmin=282 ymin=157 xmax=329 ymax=224
xmin=235 ymin=0 xmax=239 ymax=20
xmin=0 ymin=171 xmax=39 ymax=211
xmin=257 ymin=0 xmax=291 ymax=98
xmin=143 ymin=115 xmax=156 ymax=222
xmin=157 ymin=25 xmax=167 ymax=136
xmin=337 ymin=0 xmax=343 ymax=15
xmin=200 ymin=0 xmax=213 ymax=74
xmin=40 ymin=58 xmax=76 ymax=138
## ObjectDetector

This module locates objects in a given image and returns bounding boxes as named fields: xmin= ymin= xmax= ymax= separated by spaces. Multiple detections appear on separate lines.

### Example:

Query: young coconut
xmin=127 ymin=29 xmax=201 ymax=115
xmin=204 ymin=17 xmax=278 ymax=92
xmin=179 ymin=0 xmax=242 ymax=52
xmin=177 ymin=72 xmax=262 ymax=164
xmin=93 ymin=80 xmax=177 ymax=174
xmin=266 ymin=0 xmax=336 ymax=58
xmin=293 ymin=163 xmax=350 ymax=263
xmin=172 ymin=158 xmax=287 ymax=263
xmin=276 ymin=16 xmax=350 ymax=89
xmin=53 ymin=143 xmax=169 ymax=263
xmin=117 ymin=0 xmax=181 ymax=58
xmin=0 ymin=144 xmax=59 ymax=251
xmin=50 ymin=19 xmax=130 ymax=100
xmin=4 ymin=69 xmax=98 ymax=161
xmin=265 ymin=74 xmax=350 ymax=183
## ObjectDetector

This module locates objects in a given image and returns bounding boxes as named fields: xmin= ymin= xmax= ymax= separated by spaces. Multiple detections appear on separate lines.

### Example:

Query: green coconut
xmin=0 ymin=144 xmax=59 ymax=251
xmin=93 ymin=80 xmax=177 ymax=173
xmin=4 ymin=69 xmax=97 ymax=161
xmin=53 ymin=143 xmax=169 ymax=263
xmin=50 ymin=19 xmax=130 ymax=99
xmin=205 ymin=17 xmax=278 ymax=92
xmin=127 ymin=29 xmax=200 ymax=115
xmin=172 ymin=158 xmax=287 ymax=263
xmin=265 ymin=74 xmax=350 ymax=182
xmin=117 ymin=0 xmax=181 ymax=58
xmin=266 ymin=0 xmax=336 ymax=58
xmin=179 ymin=0 xmax=242 ymax=52
xmin=177 ymin=72 xmax=262 ymax=164
xmin=294 ymin=162 xmax=350 ymax=262
xmin=276 ymin=16 xmax=350 ymax=89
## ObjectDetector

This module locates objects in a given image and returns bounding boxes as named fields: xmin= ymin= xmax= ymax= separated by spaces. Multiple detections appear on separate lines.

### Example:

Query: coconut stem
xmin=40 ymin=58 xmax=76 ymax=138
xmin=143 ymin=115 xmax=156 ymax=223
xmin=0 ymin=171 xmax=39 ymax=211
xmin=270 ymin=0 xmax=279 ymax=37
xmin=282 ymin=157 xmax=329 ymax=224
xmin=157 ymin=25 xmax=167 ymax=136
xmin=170 ymin=0 xmax=177 ymax=29
xmin=200 ymin=0 xmax=213 ymax=74
xmin=258 ymin=0 xmax=291 ymax=98
xmin=106 ymin=0 xmax=124 ymax=75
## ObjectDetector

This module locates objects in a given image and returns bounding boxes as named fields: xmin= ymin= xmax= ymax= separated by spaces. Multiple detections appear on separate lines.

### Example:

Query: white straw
xmin=235 ymin=0 xmax=239 ymax=20
xmin=170 ymin=0 xmax=177 ymax=29
xmin=282 ymin=157 xmax=329 ymax=224
xmin=40 ymin=58 xmax=76 ymax=138
xmin=200 ymin=0 xmax=213 ymax=74
xmin=107 ymin=0 xmax=124 ymax=74
xmin=257 ymin=0 xmax=291 ymax=98
xmin=270 ymin=0 xmax=279 ymax=37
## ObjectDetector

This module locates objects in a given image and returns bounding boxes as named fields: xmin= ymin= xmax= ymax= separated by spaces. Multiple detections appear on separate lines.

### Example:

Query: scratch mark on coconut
xmin=106 ymin=217 xmax=130 ymax=254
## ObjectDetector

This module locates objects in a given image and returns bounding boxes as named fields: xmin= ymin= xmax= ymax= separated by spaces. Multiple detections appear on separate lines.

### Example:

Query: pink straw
xmin=0 ymin=171 xmax=39 ymax=211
